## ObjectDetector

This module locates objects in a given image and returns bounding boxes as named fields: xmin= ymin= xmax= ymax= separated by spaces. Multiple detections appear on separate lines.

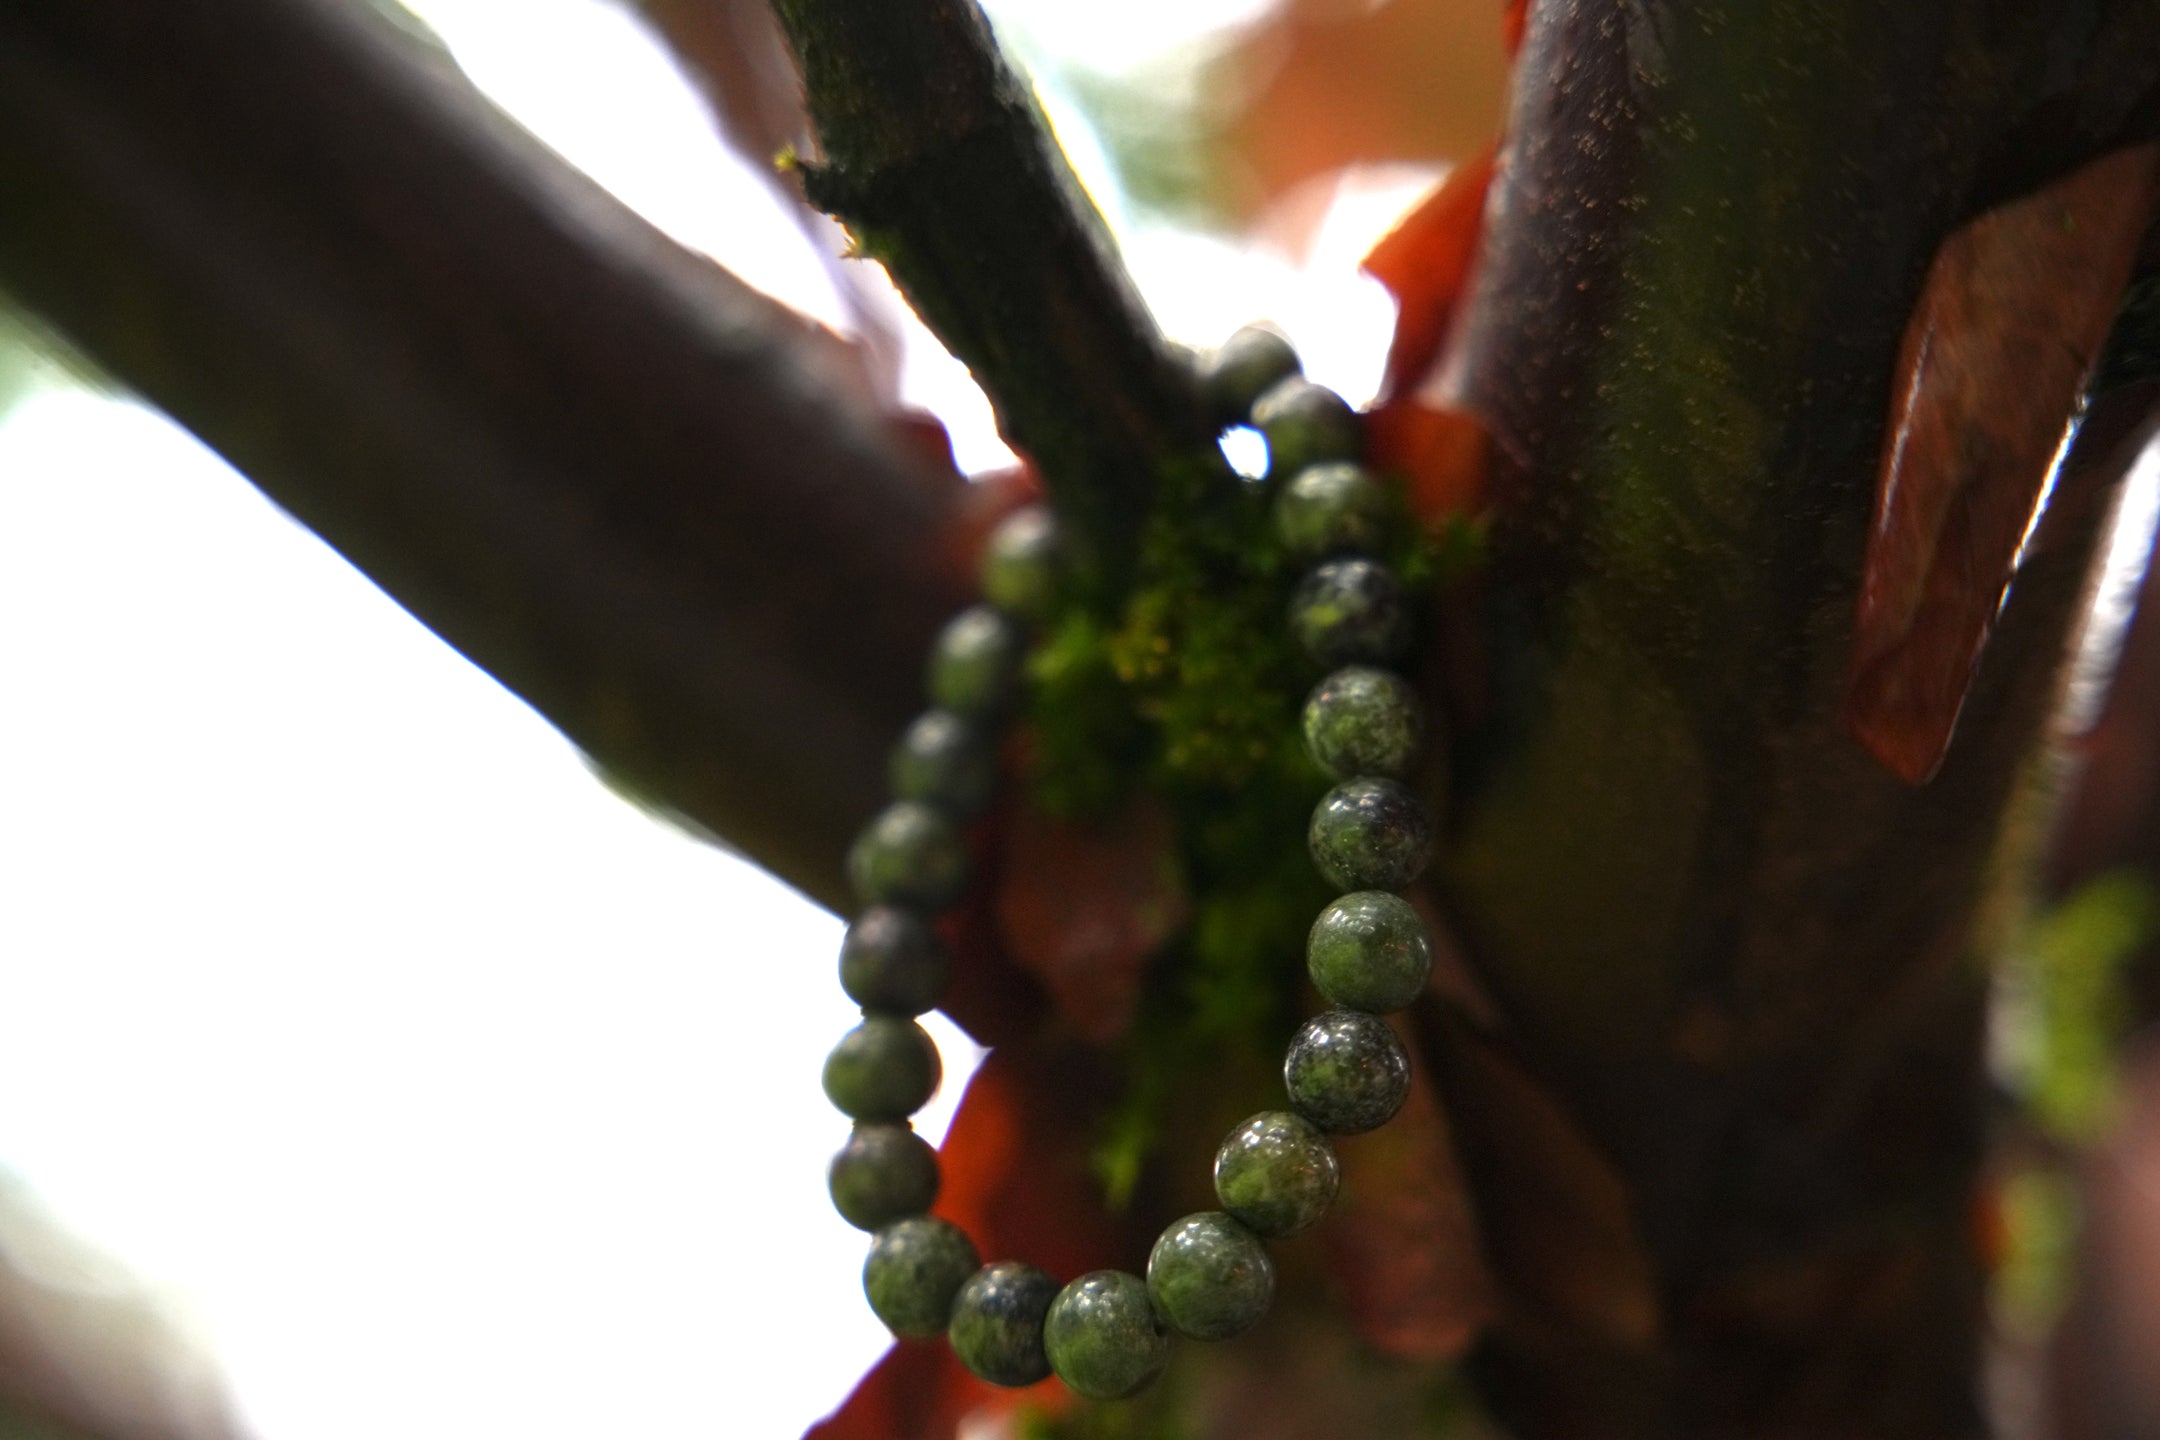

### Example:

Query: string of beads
xmin=820 ymin=326 xmax=1436 ymax=1400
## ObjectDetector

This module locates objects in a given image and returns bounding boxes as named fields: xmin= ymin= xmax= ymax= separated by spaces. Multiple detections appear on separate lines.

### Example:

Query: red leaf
xmin=1501 ymin=0 xmax=1528 ymax=57
xmin=808 ymin=1045 xmax=1135 ymax=1439
xmin=1360 ymin=147 xmax=1499 ymax=525
xmin=884 ymin=408 xmax=960 ymax=478
xmin=1362 ymin=146 xmax=1498 ymax=405
xmin=994 ymin=798 xmax=1188 ymax=1044
xmin=1324 ymin=1021 xmax=1495 ymax=1359
xmin=1845 ymin=142 xmax=2160 ymax=783
xmin=806 ymin=1343 xmax=978 ymax=1440
xmin=1365 ymin=400 xmax=1490 ymax=526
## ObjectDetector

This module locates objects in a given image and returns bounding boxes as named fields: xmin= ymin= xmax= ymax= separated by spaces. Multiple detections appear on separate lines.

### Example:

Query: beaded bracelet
xmin=820 ymin=325 xmax=1435 ymax=1401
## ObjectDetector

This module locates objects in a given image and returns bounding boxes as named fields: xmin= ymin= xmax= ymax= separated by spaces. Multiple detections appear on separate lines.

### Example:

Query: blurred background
xmin=0 ymin=0 xmax=1509 ymax=1435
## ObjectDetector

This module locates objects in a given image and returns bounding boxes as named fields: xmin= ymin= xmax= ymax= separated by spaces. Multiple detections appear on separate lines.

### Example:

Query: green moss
xmin=1010 ymin=433 xmax=1468 ymax=1200
xmin=2012 ymin=869 xmax=2158 ymax=1142
xmin=1016 ymin=442 xmax=1476 ymax=1202
xmin=1014 ymin=1360 xmax=1196 ymax=1440
xmin=1994 ymin=1167 xmax=2081 ymax=1341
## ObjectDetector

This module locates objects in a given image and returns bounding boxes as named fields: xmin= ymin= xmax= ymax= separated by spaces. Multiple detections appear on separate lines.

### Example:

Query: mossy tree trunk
xmin=5 ymin=1 xmax=2160 ymax=1438
xmin=1423 ymin=5 xmax=2160 ymax=1433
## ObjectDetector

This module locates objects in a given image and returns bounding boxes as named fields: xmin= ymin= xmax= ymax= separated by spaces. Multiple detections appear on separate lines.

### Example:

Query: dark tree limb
xmin=0 ymin=0 xmax=980 ymax=909
xmin=768 ymin=0 xmax=1216 ymax=586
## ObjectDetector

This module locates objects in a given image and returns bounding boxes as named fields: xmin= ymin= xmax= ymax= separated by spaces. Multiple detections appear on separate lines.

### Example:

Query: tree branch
xmin=0 ymin=0 xmax=980 ymax=908
xmin=768 ymin=0 xmax=1214 ymax=585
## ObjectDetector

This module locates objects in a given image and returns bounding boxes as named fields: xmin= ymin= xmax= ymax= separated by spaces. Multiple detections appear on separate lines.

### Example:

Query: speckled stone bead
xmin=829 ymin=1123 xmax=941 ymax=1231
xmin=838 ymin=905 xmax=950 ymax=1016
xmin=1284 ymin=1010 xmax=1411 ymax=1135
xmin=1288 ymin=559 xmax=1410 ymax=669
xmin=928 ymin=604 xmax=1027 ymax=717
xmin=1213 ymin=1111 xmax=1340 ymax=1237
xmin=1043 ymin=1270 xmax=1171 ymax=1400
xmin=1275 ymin=461 xmax=1395 ymax=559
xmin=1303 ymin=666 xmax=1424 ymax=780
xmin=949 ymin=1261 xmax=1060 ymax=1387
xmin=823 ymin=1015 xmax=942 ymax=1121
xmin=1252 ymin=377 xmax=1361 ymax=483
xmin=890 ymin=710 xmax=1000 ymax=816
xmin=1307 ymin=891 xmax=1434 ymax=1013
xmin=1309 ymin=778 xmax=1430 ymax=892
xmin=849 ymin=801 xmax=969 ymax=909
xmin=1146 ymin=1212 xmax=1275 ymax=1341
xmin=981 ymin=506 xmax=1066 ymax=623
xmin=1203 ymin=325 xmax=1301 ymax=425
xmin=864 ymin=1216 xmax=981 ymax=1337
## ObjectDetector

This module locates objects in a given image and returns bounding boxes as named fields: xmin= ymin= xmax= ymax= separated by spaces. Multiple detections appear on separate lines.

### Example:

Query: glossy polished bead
xmin=1203 ymin=325 xmax=1301 ymax=425
xmin=849 ymin=801 xmax=968 ymax=909
xmin=1276 ymin=461 xmax=1394 ymax=559
xmin=1146 ymin=1212 xmax=1274 ymax=1342
xmin=1307 ymin=891 xmax=1434 ymax=1013
xmin=1303 ymin=666 xmax=1424 ymax=780
xmin=1043 ymin=1270 xmax=1171 ymax=1401
xmin=1289 ymin=559 xmax=1410 ymax=669
xmin=864 ymin=1216 xmax=981 ymax=1337
xmin=1252 ymin=378 xmax=1360 ymax=483
xmin=823 ymin=1016 xmax=941 ymax=1121
xmin=929 ymin=605 xmax=1027 ymax=717
xmin=981 ymin=506 xmax=1066 ymax=623
xmin=1213 ymin=1111 xmax=1340 ymax=1237
xmin=1309 ymin=778 xmax=1430 ymax=892
xmin=949 ymin=1261 xmax=1060 ymax=1387
xmin=1284 ymin=1010 xmax=1411 ymax=1135
xmin=838 ymin=906 xmax=950 ymax=1016
xmin=890 ymin=710 xmax=999 ymax=815
xmin=829 ymin=1124 xmax=941 ymax=1231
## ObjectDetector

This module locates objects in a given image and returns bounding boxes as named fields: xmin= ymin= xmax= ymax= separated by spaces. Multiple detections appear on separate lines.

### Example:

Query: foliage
xmin=1024 ymin=443 xmax=1460 ymax=1203
xmin=2010 ymin=867 xmax=2159 ymax=1143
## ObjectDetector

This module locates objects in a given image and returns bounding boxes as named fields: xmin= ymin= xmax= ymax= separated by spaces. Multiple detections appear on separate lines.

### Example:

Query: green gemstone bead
xmin=980 ymin=506 xmax=1066 ymax=623
xmin=1202 ymin=325 xmax=1301 ymax=425
xmin=822 ymin=1016 xmax=942 ymax=1121
xmin=1284 ymin=1010 xmax=1411 ymax=1135
xmin=829 ymin=1123 xmax=941 ymax=1231
xmin=949 ymin=1261 xmax=1060 ymax=1387
xmin=1275 ymin=461 xmax=1396 ymax=559
xmin=1213 ymin=1111 xmax=1340 ymax=1237
xmin=1307 ymin=891 xmax=1434 ymax=1013
xmin=1146 ymin=1212 xmax=1274 ymax=1342
xmin=929 ymin=605 xmax=1027 ymax=717
xmin=864 ymin=1216 xmax=980 ymax=1337
xmin=838 ymin=906 xmax=950 ymax=1016
xmin=1303 ymin=666 xmax=1424 ymax=780
xmin=890 ymin=710 xmax=999 ymax=816
xmin=1253 ymin=377 xmax=1360 ymax=483
xmin=1043 ymin=1270 xmax=1171 ymax=1400
xmin=1288 ymin=559 xmax=1410 ymax=669
xmin=848 ymin=801 xmax=968 ymax=909
xmin=1309 ymin=778 xmax=1430 ymax=892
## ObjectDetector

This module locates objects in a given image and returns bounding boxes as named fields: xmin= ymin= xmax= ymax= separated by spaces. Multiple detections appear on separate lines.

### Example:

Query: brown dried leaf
xmin=1846 ymin=143 xmax=2160 ymax=783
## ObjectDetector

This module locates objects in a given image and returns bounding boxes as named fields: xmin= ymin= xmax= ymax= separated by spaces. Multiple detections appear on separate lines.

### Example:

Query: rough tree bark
xmin=1427 ymin=5 xmax=2160 ymax=1433
xmin=5 ymin=0 xmax=2160 ymax=1438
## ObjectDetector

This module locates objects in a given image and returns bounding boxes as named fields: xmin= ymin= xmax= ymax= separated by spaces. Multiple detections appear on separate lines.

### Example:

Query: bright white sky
xmin=0 ymin=2 xmax=1429 ymax=1437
